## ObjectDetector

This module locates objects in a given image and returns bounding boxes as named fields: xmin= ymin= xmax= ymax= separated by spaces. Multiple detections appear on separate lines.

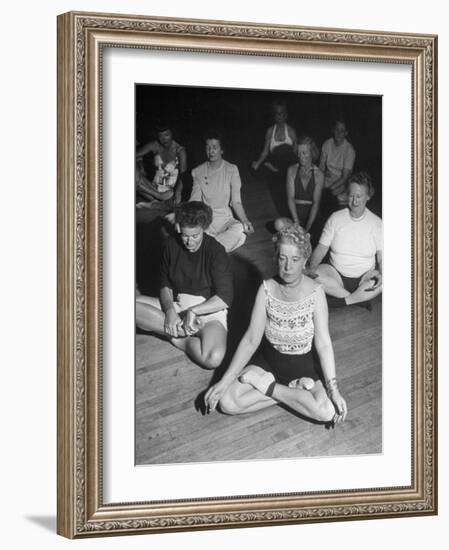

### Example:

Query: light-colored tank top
xmin=269 ymin=124 xmax=293 ymax=152
xmin=263 ymin=280 xmax=318 ymax=355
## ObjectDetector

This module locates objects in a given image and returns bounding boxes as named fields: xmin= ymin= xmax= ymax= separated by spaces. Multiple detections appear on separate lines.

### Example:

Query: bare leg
xmin=346 ymin=279 xmax=382 ymax=305
xmin=172 ymin=320 xmax=227 ymax=369
xmin=316 ymin=265 xmax=382 ymax=306
xmin=264 ymin=161 xmax=279 ymax=173
xmin=219 ymin=366 xmax=277 ymax=414
xmin=136 ymin=295 xmax=166 ymax=334
xmin=315 ymin=264 xmax=350 ymax=298
xmin=330 ymin=182 xmax=346 ymax=196
xmin=230 ymin=367 xmax=335 ymax=422
xmin=272 ymin=381 xmax=335 ymax=422
xmin=137 ymin=297 xmax=227 ymax=369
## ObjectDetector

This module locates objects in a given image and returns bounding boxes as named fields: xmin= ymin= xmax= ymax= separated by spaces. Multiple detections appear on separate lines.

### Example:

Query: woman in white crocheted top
xmin=204 ymin=225 xmax=347 ymax=425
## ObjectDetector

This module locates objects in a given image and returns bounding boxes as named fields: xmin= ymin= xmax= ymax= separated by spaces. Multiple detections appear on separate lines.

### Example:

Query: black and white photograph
xmin=2 ymin=0 xmax=443 ymax=545
xmin=134 ymin=84 xmax=383 ymax=465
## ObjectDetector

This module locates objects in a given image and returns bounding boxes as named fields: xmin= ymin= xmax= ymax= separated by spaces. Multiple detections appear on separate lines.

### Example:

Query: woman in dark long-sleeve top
xmin=136 ymin=201 xmax=232 ymax=369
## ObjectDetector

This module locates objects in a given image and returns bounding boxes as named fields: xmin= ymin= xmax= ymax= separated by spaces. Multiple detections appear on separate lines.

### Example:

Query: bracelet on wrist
xmin=325 ymin=377 xmax=339 ymax=394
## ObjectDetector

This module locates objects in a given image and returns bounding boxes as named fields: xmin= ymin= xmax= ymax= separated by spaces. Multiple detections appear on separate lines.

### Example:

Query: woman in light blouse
xmin=190 ymin=132 xmax=254 ymax=252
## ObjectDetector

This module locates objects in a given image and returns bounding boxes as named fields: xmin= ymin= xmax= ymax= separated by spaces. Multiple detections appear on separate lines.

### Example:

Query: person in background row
xmin=204 ymin=224 xmax=347 ymax=426
xmin=135 ymin=124 xmax=188 ymax=294
xmin=251 ymin=100 xmax=298 ymax=174
xmin=319 ymin=118 xmax=356 ymax=214
xmin=251 ymin=100 xmax=298 ymax=218
xmin=307 ymin=172 xmax=382 ymax=308
xmin=274 ymin=137 xmax=324 ymax=240
xmin=190 ymin=133 xmax=254 ymax=253
xmin=136 ymin=202 xmax=233 ymax=369
xmin=136 ymin=123 xmax=187 ymax=216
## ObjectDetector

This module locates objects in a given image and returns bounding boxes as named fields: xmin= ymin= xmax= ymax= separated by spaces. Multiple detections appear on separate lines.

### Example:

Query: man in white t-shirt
xmin=308 ymin=172 xmax=382 ymax=307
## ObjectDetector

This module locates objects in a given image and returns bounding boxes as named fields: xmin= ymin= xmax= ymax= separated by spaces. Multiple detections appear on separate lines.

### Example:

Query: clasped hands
xmin=361 ymin=269 xmax=382 ymax=290
xmin=164 ymin=308 xmax=203 ymax=338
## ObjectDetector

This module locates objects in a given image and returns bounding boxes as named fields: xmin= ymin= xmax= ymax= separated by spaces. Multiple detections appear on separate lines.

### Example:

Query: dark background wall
xmin=136 ymin=84 xmax=382 ymax=215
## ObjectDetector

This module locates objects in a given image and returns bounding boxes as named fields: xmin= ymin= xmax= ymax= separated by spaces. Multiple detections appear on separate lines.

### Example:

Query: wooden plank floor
xmin=136 ymin=174 xmax=382 ymax=464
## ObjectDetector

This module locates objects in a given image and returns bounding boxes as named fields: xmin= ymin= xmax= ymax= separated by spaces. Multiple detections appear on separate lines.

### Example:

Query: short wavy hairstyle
xmin=175 ymin=201 xmax=213 ymax=230
xmin=347 ymin=171 xmax=375 ymax=198
xmin=155 ymin=121 xmax=171 ymax=134
xmin=204 ymin=131 xmax=225 ymax=150
xmin=297 ymin=136 xmax=320 ymax=164
xmin=272 ymin=224 xmax=312 ymax=260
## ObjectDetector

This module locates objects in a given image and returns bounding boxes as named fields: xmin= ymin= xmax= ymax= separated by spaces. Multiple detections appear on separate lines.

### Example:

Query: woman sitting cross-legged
xmin=251 ymin=99 xmax=298 ymax=175
xmin=319 ymin=118 xmax=356 ymax=213
xmin=274 ymin=136 xmax=324 ymax=243
xmin=307 ymin=171 xmax=382 ymax=307
xmin=204 ymin=225 xmax=347 ymax=424
xmin=136 ymin=201 xmax=233 ymax=369
xmin=190 ymin=132 xmax=254 ymax=253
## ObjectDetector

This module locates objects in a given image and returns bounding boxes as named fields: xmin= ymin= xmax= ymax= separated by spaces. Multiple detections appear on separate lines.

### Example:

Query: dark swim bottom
xmin=326 ymin=271 xmax=363 ymax=308
xmin=261 ymin=340 xmax=319 ymax=386
xmin=340 ymin=273 xmax=363 ymax=293
xmin=268 ymin=144 xmax=297 ymax=172
xmin=295 ymin=204 xmax=312 ymax=228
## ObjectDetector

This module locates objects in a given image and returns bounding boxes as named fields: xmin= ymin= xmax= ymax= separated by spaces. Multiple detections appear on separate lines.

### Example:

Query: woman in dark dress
xmin=136 ymin=202 xmax=233 ymax=369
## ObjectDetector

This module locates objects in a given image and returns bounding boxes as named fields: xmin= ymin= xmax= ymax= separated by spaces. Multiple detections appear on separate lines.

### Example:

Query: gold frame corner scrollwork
xmin=57 ymin=10 xmax=437 ymax=539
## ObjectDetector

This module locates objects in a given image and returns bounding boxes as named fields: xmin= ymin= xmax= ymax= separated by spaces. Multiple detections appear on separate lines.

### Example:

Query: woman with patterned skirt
xmin=204 ymin=225 xmax=347 ymax=425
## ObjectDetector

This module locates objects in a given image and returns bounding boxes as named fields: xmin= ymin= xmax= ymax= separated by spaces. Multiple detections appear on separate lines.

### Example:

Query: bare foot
xmin=288 ymin=377 xmax=315 ymax=390
xmin=169 ymin=327 xmax=189 ymax=350
xmin=346 ymin=280 xmax=382 ymax=305
xmin=170 ymin=337 xmax=187 ymax=351
xmin=239 ymin=370 xmax=275 ymax=394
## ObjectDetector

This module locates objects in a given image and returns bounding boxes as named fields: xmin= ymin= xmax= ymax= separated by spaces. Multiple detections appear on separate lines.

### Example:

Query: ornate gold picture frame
xmin=57 ymin=11 xmax=437 ymax=538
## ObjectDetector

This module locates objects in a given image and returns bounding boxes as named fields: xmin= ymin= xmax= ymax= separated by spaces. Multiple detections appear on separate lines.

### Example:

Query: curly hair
xmin=175 ymin=201 xmax=213 ymax=230
xmin=347 ymin=171 xmax=375 ymax=198
xmin=272 ymin=224 xmax=312 ymax=260
xmin=297 ymin=136 xmax=320 ymax=164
